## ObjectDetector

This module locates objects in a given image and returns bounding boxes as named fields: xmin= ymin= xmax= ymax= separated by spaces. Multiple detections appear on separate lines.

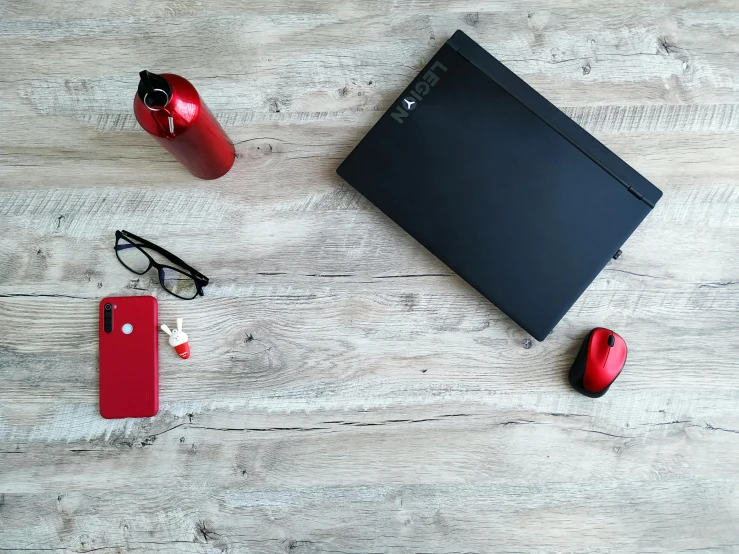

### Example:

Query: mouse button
xmin=587 ymin=330 xmax=610 ymax=368
xmin=608 ymin=338 xmax=627 ymax=368
xmin=608 ymin=334 xmax=615 ymax=347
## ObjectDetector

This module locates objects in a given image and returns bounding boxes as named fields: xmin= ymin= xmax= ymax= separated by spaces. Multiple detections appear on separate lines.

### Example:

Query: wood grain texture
xmin=1 ymin=1 xmax=739 ymax=552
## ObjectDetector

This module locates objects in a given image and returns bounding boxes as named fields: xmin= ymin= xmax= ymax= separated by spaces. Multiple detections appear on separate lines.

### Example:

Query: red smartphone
xmin=99 ymin=296 xmax=159 ymax=418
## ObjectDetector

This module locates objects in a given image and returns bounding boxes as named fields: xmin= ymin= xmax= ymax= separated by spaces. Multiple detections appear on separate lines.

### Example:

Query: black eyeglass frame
xmin=114 ymin=229 xmax=210 ymax=299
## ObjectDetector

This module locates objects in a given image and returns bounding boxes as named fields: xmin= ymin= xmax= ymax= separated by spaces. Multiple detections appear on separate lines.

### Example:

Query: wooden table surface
xmin=2 ymin=1 xmax=739 ymax=552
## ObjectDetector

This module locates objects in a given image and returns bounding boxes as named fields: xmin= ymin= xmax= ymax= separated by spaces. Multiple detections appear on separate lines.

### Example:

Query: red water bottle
xmin=134 ymin=70 xmax=235 ymax=180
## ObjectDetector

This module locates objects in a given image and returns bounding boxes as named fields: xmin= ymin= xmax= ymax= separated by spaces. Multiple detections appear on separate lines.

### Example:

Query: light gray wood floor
xmin=1 ymin=1 xmax=738 ymax=552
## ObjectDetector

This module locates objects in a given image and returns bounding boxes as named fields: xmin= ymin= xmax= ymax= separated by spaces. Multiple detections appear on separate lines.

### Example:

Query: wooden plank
xmin=0 ymin=121 xmax=738 ymax=186
xmin=2 ymin=0 xmax=736 ymax=19
xmin=2 ymin=399 xmax=739 ymax=491
xmin=1 ymin=482 xmax=735 ymax=552
xmin=2 ymin=9 xmax=739 ymax=114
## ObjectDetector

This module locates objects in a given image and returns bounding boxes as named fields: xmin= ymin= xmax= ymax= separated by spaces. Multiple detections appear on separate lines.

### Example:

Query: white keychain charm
xmin=161 ymin=318 xmax=190 ymax=359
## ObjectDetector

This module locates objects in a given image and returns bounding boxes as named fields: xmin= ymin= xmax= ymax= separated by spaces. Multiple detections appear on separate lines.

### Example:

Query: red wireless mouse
xmin=568 ymin=328 xmax=627 ymax=398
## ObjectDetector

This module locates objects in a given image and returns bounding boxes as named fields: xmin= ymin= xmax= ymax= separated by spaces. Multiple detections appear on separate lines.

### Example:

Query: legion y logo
xmin=391 ymin=60 xmax=448 ymax=124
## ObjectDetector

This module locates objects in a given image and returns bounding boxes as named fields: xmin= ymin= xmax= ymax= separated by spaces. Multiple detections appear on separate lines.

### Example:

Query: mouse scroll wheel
xmin=607 ymin=334 xmax=615 ymax=347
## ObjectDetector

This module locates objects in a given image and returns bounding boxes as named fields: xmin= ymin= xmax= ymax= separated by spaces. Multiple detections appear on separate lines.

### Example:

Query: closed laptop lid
xmin=337 ymin=31 xmax=661 ymax=341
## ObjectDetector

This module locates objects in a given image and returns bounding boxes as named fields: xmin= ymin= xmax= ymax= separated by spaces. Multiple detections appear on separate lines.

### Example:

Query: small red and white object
xmin=161 ymin=318 xmax=190 ymax=359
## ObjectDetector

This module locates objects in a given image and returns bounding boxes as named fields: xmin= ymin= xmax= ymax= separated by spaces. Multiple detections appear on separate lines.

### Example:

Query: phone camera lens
xmin=105 ymin=303 xmax=112 ymax=311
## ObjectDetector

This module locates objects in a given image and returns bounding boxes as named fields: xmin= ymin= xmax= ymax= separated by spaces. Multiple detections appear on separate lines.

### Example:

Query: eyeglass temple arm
xmin=119 ymin=230 xmax=210 ymax=284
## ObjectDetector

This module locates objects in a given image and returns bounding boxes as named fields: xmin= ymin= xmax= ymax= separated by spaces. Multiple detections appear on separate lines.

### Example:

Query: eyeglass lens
xmin=115 ymin=236 xmax=151 ymax=274
xmin=159 ymin=266 xmax=199 ymax=299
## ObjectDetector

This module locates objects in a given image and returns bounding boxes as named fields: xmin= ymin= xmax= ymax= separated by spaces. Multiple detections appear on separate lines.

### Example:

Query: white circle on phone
xmin=122 ymin=323 xmax=133 ymax=334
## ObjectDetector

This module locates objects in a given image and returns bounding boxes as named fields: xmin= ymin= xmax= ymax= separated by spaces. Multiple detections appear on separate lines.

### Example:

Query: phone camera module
xmin=104 ymin=303 xmax=113 ymax=333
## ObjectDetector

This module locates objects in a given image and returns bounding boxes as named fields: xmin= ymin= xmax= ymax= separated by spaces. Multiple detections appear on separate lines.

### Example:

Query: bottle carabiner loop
xmin=144 ymin=89 xmax=176 ymax=141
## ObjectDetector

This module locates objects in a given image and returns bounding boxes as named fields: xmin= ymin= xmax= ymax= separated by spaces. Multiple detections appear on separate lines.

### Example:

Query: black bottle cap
xmin=137 ymin=70 xmax=172 ymax=108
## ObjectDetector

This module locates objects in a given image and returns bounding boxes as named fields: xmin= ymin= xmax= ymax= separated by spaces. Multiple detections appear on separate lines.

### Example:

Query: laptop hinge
xmin=455 ymin=48 xmax=471 ymax=62
xmin=628 ymin=186 xmax=653 ymax=208
xmin=450 ymin=40 xmax=473 ymax=62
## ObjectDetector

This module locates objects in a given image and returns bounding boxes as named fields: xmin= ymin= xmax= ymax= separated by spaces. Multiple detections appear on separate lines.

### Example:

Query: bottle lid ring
xmin=143 ymin=89 xmax=170 ymax=111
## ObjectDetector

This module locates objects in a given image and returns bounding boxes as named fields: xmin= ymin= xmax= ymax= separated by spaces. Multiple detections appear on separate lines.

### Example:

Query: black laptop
xmin=337 ymin=30 xmax=662 ymax=341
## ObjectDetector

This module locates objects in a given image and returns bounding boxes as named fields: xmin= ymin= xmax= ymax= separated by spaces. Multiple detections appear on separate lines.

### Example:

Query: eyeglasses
xmin=114 ymin=230 xmax=209 ymax=300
